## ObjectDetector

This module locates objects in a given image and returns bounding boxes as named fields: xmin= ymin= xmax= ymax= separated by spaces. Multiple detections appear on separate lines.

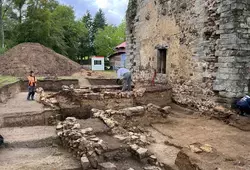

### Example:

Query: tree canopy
xmin=0 ymin=0 xmax=126 ymax=61
xmin=94 ymin=20 xmax=126 ymax=57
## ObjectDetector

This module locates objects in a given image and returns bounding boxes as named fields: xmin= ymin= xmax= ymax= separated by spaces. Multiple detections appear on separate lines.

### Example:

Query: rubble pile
xmin=36 ymin=87 xmax=59 ymax=109
xmin=212 ymin=105 xmax=234 ymax=120
xmin=62 ymin=84 xmax=75 ymax=91
xmin=0 ymin=43 xmax=81 ymax=77
xmin=172 ymin=80 xmax=216 ymax=112
xmin=92 ymin=103 xmax=170 ymax=140
xmin=57 ymin=114 xmax=165 ymax=169
xmin=133 ymin=70 xmax=168 ymax=84
xmin=36 ymin=84 xmax=74 ymax=109
xmin=60 ymin=86 xmax=147 ymax=100
xmin=172 ymin=80 xmax=240 ymax=125
xmin=57 ymin=117 xmax=109 ymax=169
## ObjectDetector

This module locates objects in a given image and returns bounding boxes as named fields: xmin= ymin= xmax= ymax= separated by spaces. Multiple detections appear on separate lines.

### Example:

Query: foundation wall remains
xmin=126 ymin=0 xmax=250 ymax=99
xmin=0 ymin=82 xmax=21 ymax=103
xmin=52 ymin=86 xmax=172 ymax=120
xmin=20 ymin=79 xmax=79 ymax=92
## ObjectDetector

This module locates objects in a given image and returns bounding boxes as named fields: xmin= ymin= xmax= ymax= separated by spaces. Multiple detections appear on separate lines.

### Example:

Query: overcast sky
xmin=58 ymin=0 xmax=129 ymax=25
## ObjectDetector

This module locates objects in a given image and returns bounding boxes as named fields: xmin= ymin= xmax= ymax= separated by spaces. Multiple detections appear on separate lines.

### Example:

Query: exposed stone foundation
xmin=0 ymin=82 xmax=20 ymax=103
xmin=56 ymin=103 xmax=171 ymax=169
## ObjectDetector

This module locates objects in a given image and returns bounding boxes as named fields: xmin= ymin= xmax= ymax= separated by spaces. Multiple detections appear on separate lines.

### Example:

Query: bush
xmin=0 ymin=48 xmax=6 ymax=55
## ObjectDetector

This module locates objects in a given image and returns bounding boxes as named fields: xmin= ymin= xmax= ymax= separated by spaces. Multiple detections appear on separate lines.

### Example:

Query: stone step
xmin=0 ymin=109 xmax=57 ymax=128
xmin=0 ymin=126 xmax=59 ymax=148
xmin=0 ymin=147 xmax=82 ymax=170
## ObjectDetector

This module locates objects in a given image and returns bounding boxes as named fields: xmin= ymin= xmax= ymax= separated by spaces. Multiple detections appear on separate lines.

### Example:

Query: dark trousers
xmin=122 ymin=72 xmax=132 ymax=91
xmin=27 ymin=86 xmax=36 ymax=100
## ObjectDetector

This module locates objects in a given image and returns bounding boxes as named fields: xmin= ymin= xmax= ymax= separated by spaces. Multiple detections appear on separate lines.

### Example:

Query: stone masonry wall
xmin=126 ymin=0 xmax=250 ymax=99
xmin=126 ymin=0 xmax=217 ymax=85
xmin=213 ymin=0 xmax=250 ymax=98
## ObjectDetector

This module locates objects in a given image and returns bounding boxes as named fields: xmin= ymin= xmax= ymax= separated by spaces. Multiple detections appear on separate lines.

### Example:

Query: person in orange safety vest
xmin=27 ymin=71 xmax=37 ymax=100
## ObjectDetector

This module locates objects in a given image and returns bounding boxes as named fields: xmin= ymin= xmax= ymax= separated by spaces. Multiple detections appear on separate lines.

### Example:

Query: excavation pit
xmin=1 ymin=83 xmax=250 ymax=170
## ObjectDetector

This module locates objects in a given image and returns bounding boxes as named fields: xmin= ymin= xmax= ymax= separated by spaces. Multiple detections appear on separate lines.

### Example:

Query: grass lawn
xmin=95 ymin=70 xmax=116 ymax=78
xmin=0 ymin=76 xmax=19 ymax=87
xmin=36 ymin=76 xmax=77 ymax=80
xmin=0 ymin=71 xmax=117 ymax=88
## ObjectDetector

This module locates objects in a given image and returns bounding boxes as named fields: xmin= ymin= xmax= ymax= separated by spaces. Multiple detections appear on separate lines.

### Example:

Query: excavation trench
xmin=53 ymin=86 xmax=171 ymax=170
xmin=1 ymin=84 xmax=250 ymax=170
xmin=50 ymin=85 xmax=250 ymax=170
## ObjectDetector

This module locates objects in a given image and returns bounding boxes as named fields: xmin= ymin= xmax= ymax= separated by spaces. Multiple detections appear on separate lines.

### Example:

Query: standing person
xmin=27 ymin=71 xmax=37 ymax=101
xmin=116 ymin=67 xmax=132 ymax=91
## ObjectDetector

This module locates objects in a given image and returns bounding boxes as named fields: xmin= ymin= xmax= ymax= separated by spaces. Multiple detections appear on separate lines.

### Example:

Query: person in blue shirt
xmin=236 ymin=95 xmax=250 ymax=116
xmin=116 ymin=67 xmax=132 ymax=91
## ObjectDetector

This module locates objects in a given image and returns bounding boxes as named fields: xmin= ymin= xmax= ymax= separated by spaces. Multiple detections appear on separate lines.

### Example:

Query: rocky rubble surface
xmin=40 ymin=85 xmax=147 ymax=108
xmin=172 ymin=80 xmax=234 ymax=116
xmin=36 ymin=87 xmax=59 ymax=109
xmin=92 ymin=103 xmax=170 ymax=142
xmin=57 ymin=117 xmax=109 ymax=169
xmin=61 ymin=85 xmax=147 ymax=100
xmin=172 ymin=80 xmax=216 ymax=112
xmin=56 ymin=104 xmax=171 ymax=169
xmin=172 ymin=80 xmax=250 ymax=131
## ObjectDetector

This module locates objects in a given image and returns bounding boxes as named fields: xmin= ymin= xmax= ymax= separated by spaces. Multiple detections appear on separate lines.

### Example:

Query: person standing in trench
xmin=116 ymin=67 xmax=132 ymax=91
xmin=27 ymin=71 xmax=37 ymax=101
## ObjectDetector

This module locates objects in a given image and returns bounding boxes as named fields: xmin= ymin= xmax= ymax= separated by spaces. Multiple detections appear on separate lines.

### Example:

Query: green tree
xmin=15 ymin=6 xmax=51 ymax=45
xmin=50 ymin=5 xmax=75 ymax=56
xmin=82 ymin=10 xmax=92 ymax=30
xmin=13 ymin=0 xmax=26 ymax=23
xmin=3 ymin=2 xmax=18 ymax=47
xmin=1 ymin=0 xmax=126 ymax=64
xmin=93 ymin=9 xmax=106 ymax=33
xmin=94 ymin=20 xmax=126 ymax=57
xmin=52 ymin=5 xmax=88 ymax=60
xmin=0 ymin=0 xmax=4 ymax=48
xmin=80 ymin=11 xmax=94 ymax=58
xmin=0 ymin=0 xmax=17 ymax=48
xmin=11 ymin=1 xmax=88 ymax=61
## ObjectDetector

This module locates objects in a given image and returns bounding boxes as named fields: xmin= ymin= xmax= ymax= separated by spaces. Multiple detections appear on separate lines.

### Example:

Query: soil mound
xmin=0 ymin=43 xmax=81 ymax=77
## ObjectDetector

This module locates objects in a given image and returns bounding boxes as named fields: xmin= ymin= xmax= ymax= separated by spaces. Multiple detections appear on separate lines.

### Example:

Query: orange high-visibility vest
xmin=27 ymin=76 xmax=37 ymax=87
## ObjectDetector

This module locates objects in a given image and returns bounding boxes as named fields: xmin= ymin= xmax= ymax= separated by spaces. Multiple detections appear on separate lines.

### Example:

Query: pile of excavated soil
xmin=0 ymin=43 xmax=81 ymax=77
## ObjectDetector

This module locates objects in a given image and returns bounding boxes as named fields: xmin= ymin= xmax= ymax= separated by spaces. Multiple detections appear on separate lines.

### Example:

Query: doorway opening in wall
xmin=157 ymin=49 xmax=167 ymax=74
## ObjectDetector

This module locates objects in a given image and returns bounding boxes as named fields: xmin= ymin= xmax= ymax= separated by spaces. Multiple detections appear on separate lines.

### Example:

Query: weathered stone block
xmin=162 ymin=106 xmax=171 ymax=114
xmin=99 ymin=162 xmax=117 ymax=170
xmin=136 ymin=147 xmax=149 ymax=159
xmin=122 ymin=106 xmax=145 ymax=116
xmin=81 ymin=156 xmax=90 ymax=170
xmin=81 ymin=127 xmax=93 ymax=134
xmin=143 ymin=166 xmax=162 ymax=170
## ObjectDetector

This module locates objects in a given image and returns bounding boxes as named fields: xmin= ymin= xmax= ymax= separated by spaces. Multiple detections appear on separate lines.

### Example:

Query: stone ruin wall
xmin=214 ymin=0 xmax=250 ymax=98
xmin=126 ymin=0 xmax=250 ymax=99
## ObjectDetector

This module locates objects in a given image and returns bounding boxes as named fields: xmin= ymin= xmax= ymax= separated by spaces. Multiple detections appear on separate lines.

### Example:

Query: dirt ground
xmin=0 ymin=93 xmax=43 ymax=115
xmin=72 ymin=70 xmax=116 ymax=79
xmin=147 ymin=104 xmax=250 ymax=170
xmin=71 ymin=70 xmax=116 ymax=87
xmin=0 ymin=147 xmax=81 ymax=170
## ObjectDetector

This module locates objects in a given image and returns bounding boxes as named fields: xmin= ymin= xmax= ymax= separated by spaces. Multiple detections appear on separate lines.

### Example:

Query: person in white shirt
xmin=116 ymin=67 xmax=132 ymax=91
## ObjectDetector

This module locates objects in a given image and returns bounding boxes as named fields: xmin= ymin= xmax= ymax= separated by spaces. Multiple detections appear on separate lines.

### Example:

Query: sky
xmin=58 ymin=0 xmax=129 ymax=25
